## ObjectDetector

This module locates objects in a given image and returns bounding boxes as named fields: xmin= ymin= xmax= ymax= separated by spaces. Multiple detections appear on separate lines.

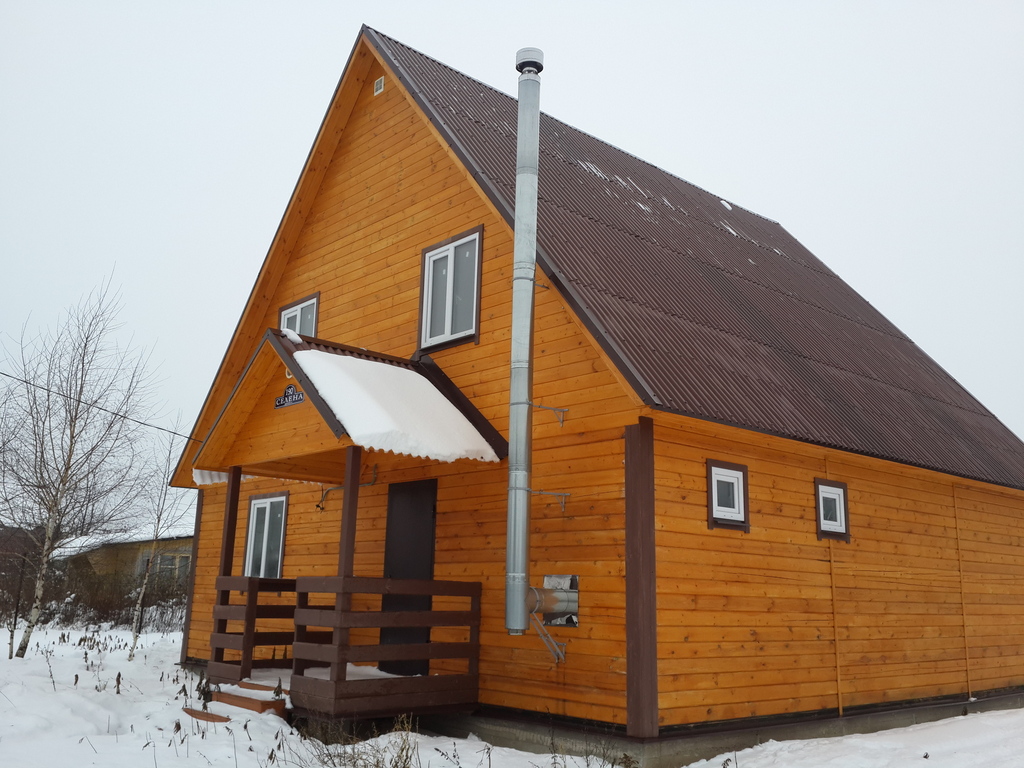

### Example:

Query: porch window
xmin=420 ymin=227 xmax=482 ymax=349
xmin=244 ymin=494 xmax=288 ymax=578
xmin=707 ymin=459 xmax=749 ymax=532
xmin=815 ymin=479 xmax=850 ymax=542
xmin=280 ymin=294 xmax=318 ymax=337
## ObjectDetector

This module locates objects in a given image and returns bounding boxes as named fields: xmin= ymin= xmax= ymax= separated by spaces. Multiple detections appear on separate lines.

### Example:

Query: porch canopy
xmin=191 ymin=329 xmax=506 ymax=484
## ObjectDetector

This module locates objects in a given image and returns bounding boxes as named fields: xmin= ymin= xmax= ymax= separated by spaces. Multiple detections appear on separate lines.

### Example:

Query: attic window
xmin=707 ymin=459 xmax=749 ymax=532
xmin=374 ymin=76 xmax=385 ymax=95
xmin=280 ymin=293 xmax=319 ymax=338
xmin=420 ymin=226 xmax=483 ymax=350
xmin=815 ymin=479 xmax=850 ymax=542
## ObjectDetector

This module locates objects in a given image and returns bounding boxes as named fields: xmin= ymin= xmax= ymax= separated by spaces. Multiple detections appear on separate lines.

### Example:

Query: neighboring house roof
xmin=72 ymin=534 xmax=194 ymax=558
xmin=0 ymin=526 xmax=35 ymax=556
xmin=364 ymin=27 xmax=1024 ymax=490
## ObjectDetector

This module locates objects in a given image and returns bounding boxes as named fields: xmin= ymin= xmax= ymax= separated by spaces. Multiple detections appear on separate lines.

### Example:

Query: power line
xmin=0 ymin=369 xmax=200 ymax=443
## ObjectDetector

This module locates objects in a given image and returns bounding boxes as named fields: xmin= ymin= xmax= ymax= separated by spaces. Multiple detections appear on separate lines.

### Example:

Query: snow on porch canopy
xmin=292 ymin=349 xmax=499 ymax=464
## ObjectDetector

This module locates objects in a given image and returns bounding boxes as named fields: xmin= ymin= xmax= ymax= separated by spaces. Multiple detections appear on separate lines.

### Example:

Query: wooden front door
xmin=379 ymin=478 xmax=437 ymax=675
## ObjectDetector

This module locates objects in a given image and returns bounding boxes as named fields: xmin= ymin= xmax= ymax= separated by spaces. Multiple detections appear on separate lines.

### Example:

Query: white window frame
xmin=815 ymin=479 xmax=850 ymax=540
xmin=280 ymin=295 xmax=318 ymax=337
xmin=707 ymin=459 xmax=749 ymax=531
xmin=420 ymin=229 xmax=481 ymax=348
xmin=244 ymin=494 xmax=288 ymax=578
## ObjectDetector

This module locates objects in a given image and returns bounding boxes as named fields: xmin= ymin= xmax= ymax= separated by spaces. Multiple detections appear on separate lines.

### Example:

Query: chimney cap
xmin=515 ymin=47 xmax=544 ymax=74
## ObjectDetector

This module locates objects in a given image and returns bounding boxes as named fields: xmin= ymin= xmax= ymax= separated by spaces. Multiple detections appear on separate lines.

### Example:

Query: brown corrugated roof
xmin=366 ymin=28 xmax=1024 ymax=490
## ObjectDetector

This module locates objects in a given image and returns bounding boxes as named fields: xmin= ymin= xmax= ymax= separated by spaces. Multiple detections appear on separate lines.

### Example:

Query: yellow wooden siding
xmin=954 ymin=483 xmax=1024 ymax=691
xmin=188 ymin=417 xmax=634 ymax=722
xmin=653 ymin=413 xmax=1024 ymax=727
xmin=184 ymin=54 xmax=643 ymax=723
xmin=201 ymin=354 xmax=343 ymax=470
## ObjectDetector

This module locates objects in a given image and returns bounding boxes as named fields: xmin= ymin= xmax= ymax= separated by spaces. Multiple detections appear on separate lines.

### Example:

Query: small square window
xmin=244 ymin=493 xmax=288 ymax=578
xmin=420 ymin=227 xmax=482 ymax=349
xmin=815 ymin=479 xmax=850 ymax=542
xmin=280 ymin=294 xmax=318 ymax=338
xmin=707 ymin=459 xmax=749 ymax=532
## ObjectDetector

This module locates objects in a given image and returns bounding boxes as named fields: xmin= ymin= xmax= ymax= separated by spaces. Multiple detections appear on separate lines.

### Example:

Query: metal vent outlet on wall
xmin=541 ymin=574 xmax=579 ymax=626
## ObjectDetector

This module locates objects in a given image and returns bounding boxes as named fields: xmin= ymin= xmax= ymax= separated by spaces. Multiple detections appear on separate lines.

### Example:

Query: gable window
xmin=280 ymin=294 xmax=319 ymax=338
xmin=244 ymin=493 xmax=288 ymax=578
xmin=815 ymin=479 xmax=850 ymax=542
xmin=707 ymin=459 xmax=749 ymax=532
xmin=420 ymin=226 xmax=482 ymax=349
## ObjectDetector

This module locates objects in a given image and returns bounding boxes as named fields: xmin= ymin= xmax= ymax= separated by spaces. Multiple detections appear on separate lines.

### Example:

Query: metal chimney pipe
xmin=506 ymin=46 xmax=544 ymax=635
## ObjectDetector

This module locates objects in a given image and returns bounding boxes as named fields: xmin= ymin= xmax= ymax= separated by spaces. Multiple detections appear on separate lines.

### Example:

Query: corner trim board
xmin=179 ymin=488 xmax=204 ymax=665
xmin=625 ymin=416 xmax=658 ymax=737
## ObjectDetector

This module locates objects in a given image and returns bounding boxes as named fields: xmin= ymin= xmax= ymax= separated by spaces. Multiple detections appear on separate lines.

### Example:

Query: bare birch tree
xmin=0 ymin=384 xmax=32 ymax=659
xmin=0 ymin=286 xmax=152 ymax=657
xmin=128 ymin=423 xmax=191 ymax=660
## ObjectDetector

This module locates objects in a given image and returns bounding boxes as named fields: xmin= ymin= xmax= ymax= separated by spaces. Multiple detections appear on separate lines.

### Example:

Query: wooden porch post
xmin=219 ymin=466 xmax=243 ymax=577
xmin=212 ymin=466 xmax=242 ymax=666
xmin=331 ymin=445 xmax=362 ymax=682
xmin=337 ymin=445 xmax=363 ymax=578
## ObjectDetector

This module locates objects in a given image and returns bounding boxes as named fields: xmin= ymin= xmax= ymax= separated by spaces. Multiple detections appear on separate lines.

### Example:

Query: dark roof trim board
xmin=265 ymin=330 xmax=348 ymax=439
xmin=364 ymin=28 xmax=1024 ymax=491
xmin=411 ymin=351 xmax=509 ymax=459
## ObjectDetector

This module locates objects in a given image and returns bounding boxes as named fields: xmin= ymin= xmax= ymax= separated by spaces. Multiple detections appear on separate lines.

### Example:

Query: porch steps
xmin=212 ymin=688 xmax=288 ymax=718
xmin=183 ymin=682 xmax=291 ymax=723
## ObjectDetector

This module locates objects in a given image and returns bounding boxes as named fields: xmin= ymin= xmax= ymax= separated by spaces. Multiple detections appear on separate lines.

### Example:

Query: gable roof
xmin=365 ymin=27 xmax=1024 ymax=490
xmin=192 ymin=330 xmax=506 ymax=476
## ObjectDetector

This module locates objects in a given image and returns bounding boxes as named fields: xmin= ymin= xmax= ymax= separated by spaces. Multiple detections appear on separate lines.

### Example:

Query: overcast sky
xmin=2 ymin=1 xmax=1023 ymax=446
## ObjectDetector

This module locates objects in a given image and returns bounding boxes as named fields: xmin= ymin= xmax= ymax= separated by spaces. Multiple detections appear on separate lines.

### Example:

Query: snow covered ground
xmin=1 ymin=629 xmax=1023 ymax=767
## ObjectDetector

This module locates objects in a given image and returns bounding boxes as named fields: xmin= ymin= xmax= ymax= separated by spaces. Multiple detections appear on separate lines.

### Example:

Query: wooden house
xmin=173 ymin=26 xmax=1024 ymax=739
xmin=68 ymin=535 xmax=193 ymax=586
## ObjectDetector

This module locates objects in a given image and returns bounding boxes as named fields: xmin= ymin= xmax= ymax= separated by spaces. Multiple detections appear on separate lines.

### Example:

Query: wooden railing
xmin=207 ymin=576 xmax=297 ymax=684
xmin=289 ymin=576 xmax=482 ymax=717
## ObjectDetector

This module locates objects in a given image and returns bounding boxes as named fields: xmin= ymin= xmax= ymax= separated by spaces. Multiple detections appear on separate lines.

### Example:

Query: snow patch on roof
xmin=281 ymin=327 xmax=303 ymax=344
xmin=720 ymin=200 xmax=733 ymax=210
xmin=193 ymin=469 xmax=229 ymax=485
xmin=576 ymin=160 xmax=608 ymax=180
xmin=192 ymin=469 xmax=256 ymax=486
xmin=293 ymin=350 xmax=498 ymax=463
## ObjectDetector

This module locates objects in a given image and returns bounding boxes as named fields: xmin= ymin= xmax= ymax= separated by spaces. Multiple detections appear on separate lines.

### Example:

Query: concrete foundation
xmin=420 ymin=693 xmax=1024 ymax=767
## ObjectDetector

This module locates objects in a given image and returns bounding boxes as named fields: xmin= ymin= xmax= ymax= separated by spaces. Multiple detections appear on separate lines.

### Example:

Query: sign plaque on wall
xmin=275 ymin=383 xmax=305 ymax=409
